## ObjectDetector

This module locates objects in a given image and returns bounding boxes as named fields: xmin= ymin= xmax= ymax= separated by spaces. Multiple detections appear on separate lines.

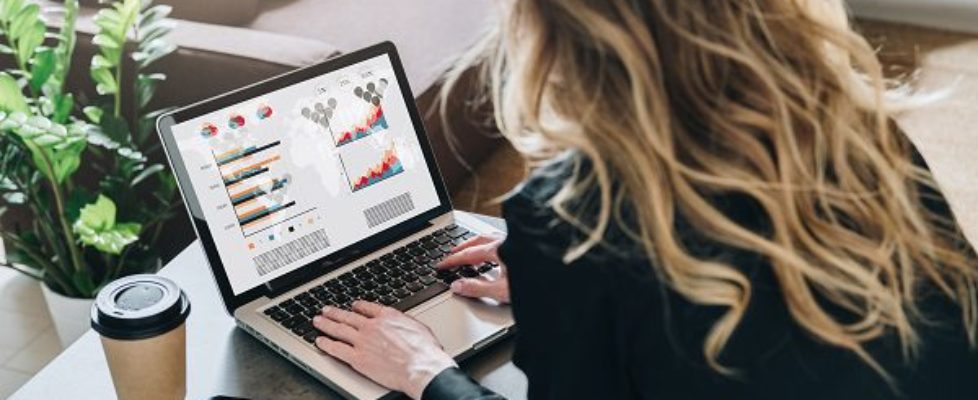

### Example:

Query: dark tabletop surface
xmin=11 ymin=213 xmax=526 ymax=400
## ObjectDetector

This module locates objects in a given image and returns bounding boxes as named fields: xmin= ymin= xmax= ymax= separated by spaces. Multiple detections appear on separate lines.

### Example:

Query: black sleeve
xmin=421 ymin=367 xmax=505 ymax=400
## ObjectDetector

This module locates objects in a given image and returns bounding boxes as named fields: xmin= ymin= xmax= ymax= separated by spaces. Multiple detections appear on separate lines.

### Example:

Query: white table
xmin=12 ymin=213 xmax=527 ymax=399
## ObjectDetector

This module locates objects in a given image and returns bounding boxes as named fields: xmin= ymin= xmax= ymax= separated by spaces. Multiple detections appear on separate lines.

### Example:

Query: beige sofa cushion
xmin=79 ymin=0 xmax=261 ymax=26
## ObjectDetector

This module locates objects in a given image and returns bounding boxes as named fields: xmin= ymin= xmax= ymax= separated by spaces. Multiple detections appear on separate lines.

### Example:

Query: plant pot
xmin=41 ymin=283 xmax=95 ymax=348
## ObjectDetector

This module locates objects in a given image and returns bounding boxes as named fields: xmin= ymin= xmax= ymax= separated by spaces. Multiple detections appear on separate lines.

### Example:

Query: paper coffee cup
xmin=91 ymin=275 xmax=191 ymax=400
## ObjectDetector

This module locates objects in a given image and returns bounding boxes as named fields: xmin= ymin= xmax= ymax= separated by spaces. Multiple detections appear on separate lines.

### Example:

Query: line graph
xmin=302 ymin=78 xmax=390 ymax=148
xmin=339 ymin=142 xmax=404 ymax=193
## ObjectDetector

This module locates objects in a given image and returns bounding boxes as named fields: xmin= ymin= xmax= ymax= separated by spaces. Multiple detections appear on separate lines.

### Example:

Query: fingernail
xmin=450 ymin=280 xmax=464 ymax=292
xmin=313 ymin=316 xmax=322 ymax=324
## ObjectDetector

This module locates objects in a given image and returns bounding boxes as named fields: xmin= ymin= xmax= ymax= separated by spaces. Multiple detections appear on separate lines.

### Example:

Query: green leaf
xmin=0 ymin=73 xmax=29 ymax=113
xmin=92 ymin=33 xmax=120 ymax=49
xmin=72 ymin=194 xmax=142 ymax=255
xmin=15 ymin=24 xmax=45 ymax=72
xmin=76 ymin=194 xmax=116 ymax=233
xmin=138 ymin=20 xmax=174 ymax=44
xmin=0 ymin=0 xmax=25 ymax=21
xmin=29 ymin=48 xmax=56 ymax=94
xmin=130 ymin=163 xmax=163 ymax=186
xmin=9 ymin=3 xmax=40 ymax=39
xmin=52 ymin=93 xmax=73 ymax=123
xmin=90 ymin=67 xmax=117 ymax=95
xmin=138 ymin=4 xmax=171 ymax=29
xmin=83 ymin=105 xmax=103 ymax=124
xmin=135 ymin=72 xmax=163 ymax=109
xmin=65 ymin=186 xmax=96 ymax=222
xmin=133 ymin=38 xmax=174 ymax=65
xmin=90 ymin=54 xmax=113 ymax=69
xmin=99 ymin=113 xmax=130 ymax=144
xmin=0 ymin=0 xmax=24 ymax=20
xmin=93 ymin=8 xmax=123 ymax=35
xmin=25 ymin=137 xmax=85 ymax=183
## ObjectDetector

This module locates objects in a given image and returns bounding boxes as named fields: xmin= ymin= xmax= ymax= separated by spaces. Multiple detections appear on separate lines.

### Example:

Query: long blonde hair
xmin=441 ymin=0 xmax=978 ymax=383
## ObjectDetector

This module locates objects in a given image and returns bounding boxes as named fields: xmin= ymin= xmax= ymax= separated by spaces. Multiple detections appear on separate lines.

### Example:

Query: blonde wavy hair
xmin=441 ymin=0 xmax=978 ymax=383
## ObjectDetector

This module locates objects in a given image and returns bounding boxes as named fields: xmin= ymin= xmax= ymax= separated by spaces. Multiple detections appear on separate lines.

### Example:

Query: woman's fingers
xmin=437 ymin=243 xmax=498 ymax=269
xmin=448 ymin=234 xmax=500 ymax=254
xmin=314 ymin=315 xmax=360 ymax=344
xmin=449 ymin=277 xmax=510 ymax=303
xmin=315 ymin=336 xmax=356 ymax=363
xmin=321 ymin=305 xmax=368 ymax=328
xmin=351 ymin=300 xmax=386 ymax=318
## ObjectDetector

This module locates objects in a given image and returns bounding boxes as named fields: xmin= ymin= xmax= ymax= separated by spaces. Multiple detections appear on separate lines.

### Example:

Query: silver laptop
xmin=156 ymin=42 xmax=514 ymax=399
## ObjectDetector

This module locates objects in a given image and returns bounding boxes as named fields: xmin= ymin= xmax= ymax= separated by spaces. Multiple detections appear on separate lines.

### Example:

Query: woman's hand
xmin=313 ymin=301 xmax=456 ymax=399
xmin=436 ymin=232 xmax=510 ymax=304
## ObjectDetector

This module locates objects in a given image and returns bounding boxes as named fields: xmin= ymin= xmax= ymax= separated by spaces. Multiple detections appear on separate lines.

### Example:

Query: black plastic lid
xmin=91 ymin=274 xmax=191 ymax=340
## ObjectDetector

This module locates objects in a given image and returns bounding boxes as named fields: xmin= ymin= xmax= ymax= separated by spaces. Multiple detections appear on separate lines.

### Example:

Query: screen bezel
xmin=156 ymin=42 xmax=453 ymax=315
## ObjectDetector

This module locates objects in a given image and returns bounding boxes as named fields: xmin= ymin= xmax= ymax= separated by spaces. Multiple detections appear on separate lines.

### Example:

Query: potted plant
xmin=0 ymin=0 xmax=180 ymax=346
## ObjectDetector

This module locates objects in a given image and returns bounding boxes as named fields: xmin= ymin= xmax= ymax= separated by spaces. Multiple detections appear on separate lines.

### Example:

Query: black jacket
xmin=423 ymin=151 xmax=978 ymax=400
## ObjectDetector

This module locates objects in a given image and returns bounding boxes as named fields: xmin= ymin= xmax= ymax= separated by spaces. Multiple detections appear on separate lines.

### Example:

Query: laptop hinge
xmin=262 ymin=220 xmax=434 ymax=298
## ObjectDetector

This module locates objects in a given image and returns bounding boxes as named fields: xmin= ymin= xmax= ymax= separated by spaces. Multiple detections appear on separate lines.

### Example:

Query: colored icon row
xmin=199 ymin=104 xmax=274 ymax=139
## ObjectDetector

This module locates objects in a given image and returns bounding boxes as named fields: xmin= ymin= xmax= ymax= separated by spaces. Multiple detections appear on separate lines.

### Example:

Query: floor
xmin=0 ymin=268 xmax=61 ymax=399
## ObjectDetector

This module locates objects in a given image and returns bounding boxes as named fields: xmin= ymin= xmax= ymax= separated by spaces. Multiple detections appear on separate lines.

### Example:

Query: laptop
xmin=156 ymin=42 xmax=515 ymax=399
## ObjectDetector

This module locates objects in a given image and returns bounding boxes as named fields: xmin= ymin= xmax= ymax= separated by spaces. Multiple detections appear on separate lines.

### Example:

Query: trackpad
xmin=416 ymin=298 xmax=512 ymax=355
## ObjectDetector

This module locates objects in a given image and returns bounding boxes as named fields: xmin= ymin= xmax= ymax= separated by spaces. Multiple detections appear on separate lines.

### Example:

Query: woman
xmin=312 ymin=0 xmax=978 ymax=399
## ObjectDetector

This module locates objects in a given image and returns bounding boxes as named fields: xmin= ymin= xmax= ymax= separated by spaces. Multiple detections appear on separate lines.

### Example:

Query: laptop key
xmin=292 ymin=321 xmax=314 ymax=336
xmin=447 ymin=228 xmax=468 ymax=239
xmin=282 ymin=315 xmax=304 ymax=329
xmin=392 ymin=282 xmax=450 ymax=312
xmin=406 ymin=282 xmax=425 ymax=292
xmin=393 ymin=288 xmax=411 ymax=299
xmin=285 ymin=303 xmax=304 ymax=315
xmin=263 ymin=306 xmax=280 ymax=316
xmin=303 ymin=332 xmax=319 ymax=344
xmin=380 ymin=296 xmax=398 ymax=305
xmin=459 ymin=266 xmax=480 ymax=278
xmin=478 ymin=262 xmax=494 ymax=273
xmin=270 ymin=310 xmax=289 ymax=322
xmin=313 ymin=291 xmax=331 ymax=302
xmin=419 ymin=275 xmax=437 ymax=286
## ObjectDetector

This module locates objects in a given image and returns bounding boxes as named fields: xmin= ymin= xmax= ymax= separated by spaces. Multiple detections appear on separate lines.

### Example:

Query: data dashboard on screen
xmin=171 ymin=55 xmax=441 ymax=295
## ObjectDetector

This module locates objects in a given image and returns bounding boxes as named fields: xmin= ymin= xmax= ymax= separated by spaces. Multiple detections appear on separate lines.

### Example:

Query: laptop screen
xmin=169 ymin=54 xmax=442 ymax=295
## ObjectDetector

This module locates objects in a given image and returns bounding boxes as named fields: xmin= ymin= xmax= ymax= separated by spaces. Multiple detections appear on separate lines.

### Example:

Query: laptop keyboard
xmin=261 ymin=224 xmax=497 ymax=344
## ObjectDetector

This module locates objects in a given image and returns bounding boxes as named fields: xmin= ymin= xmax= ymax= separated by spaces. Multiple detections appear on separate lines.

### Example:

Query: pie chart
xmin=257 ymin=104 xmax=273 ymax=120
xmin=200 ymin=122 xmax=218 ymax=138
xmin=228 ymin=114 xmax=246 ymax=129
